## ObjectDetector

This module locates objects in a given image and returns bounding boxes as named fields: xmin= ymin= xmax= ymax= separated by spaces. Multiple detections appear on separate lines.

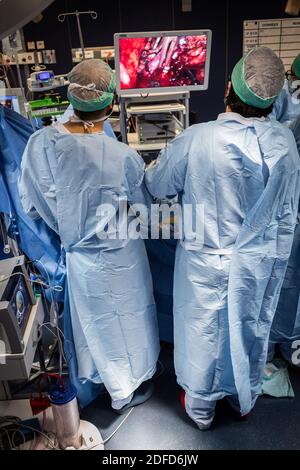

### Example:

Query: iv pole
xmin=57 ymin=10 xmax=98 ymax=60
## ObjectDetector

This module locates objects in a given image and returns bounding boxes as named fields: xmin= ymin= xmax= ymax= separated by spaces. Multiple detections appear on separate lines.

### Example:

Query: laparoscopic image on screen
xmin=119 ymin=34 xmax=208 ymax=90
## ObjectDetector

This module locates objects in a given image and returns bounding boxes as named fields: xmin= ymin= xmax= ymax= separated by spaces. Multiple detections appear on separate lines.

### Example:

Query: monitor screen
xmin=0 ymin=89 xmax=26 ymax=117
xmin=114 ymin=30 xmax=212 ymax=95
xmin=36 ymin=71 xmax=54 ymax=82
xmin=0 ymin=95 xmax=21 ymax=114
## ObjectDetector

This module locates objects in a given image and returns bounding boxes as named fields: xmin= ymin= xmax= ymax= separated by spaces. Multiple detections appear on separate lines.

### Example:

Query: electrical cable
xmin=12 ymin=429 xmax=26 ymax=450
xmin=41 ymin=324 xmax=64 ymax=375
xmin=31 ymin=409 xmax=46 ymax=450
xmin=0 ymin=428 xmax=14 ymax=450
xmin=30 ymin=256 xmax=68 ymax=377
xmin=0 ymin=271 xmax=63 ymax=292
xmin=0 ymin=422 xmax=49 ymax=450
xmin=1 ymin=407 xmax=134 ymax=450
xmin=39 ymin=323 xmax=70 ymax=367
xmin=0 ymin=418 xmax=59 ymax=450
xmin=92 ymin=361 xmax=166 ymax=446
xmin=101 ymin=407 xmax=135 ymax=445
xmin=1 ymin=257 xmax=66 ymax=377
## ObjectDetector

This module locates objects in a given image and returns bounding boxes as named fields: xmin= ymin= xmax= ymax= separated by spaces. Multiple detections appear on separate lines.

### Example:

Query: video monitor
xmin=0 ymin=88 xmax=26 ymax=117
xmin=114 ymin=30 xmax=212 ymax=95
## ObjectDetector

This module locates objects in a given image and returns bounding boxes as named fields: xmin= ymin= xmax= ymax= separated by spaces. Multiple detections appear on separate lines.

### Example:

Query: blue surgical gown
xmin=146 ymin=112 xmax=300 ymax=415
xmin=18 ymin=124 xmax=160 ymax=402
xmin=0 ymin=105 xmax=65 ymax=293
xmin=270 ymin=116 xmax=300 ymax=348
xmin=291 ymin=115 xmax=300 ymax=154
xmin=270 ymin=79 xmax=300 ymax=127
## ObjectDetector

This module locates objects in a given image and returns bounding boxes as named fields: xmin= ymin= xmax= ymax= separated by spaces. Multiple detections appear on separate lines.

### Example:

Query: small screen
xmin=37 ymin=71 xmax=53 ymax=81
xmin=0 ymin=95 xmax=20 ymax=114
xmin=118 ymin=34 xmax=209 ymax=91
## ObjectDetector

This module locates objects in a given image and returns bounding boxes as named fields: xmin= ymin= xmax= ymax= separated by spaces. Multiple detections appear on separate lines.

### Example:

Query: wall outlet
xmin=36 ymin=41 xmax=45 ymax=50
xmin=1 ymin=54 xmax=17 ymax=65
xmin=27 ymin=41 xmax=36 ymax=50
xmin=17 ymin=52 xmax=35 ymax=64
xmin=42 ymin=49 xmax=56 ymax=64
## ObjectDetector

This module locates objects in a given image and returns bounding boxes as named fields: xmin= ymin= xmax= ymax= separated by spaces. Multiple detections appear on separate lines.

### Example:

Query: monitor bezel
xmin=114 ymin=29 xmax=212 ymax=96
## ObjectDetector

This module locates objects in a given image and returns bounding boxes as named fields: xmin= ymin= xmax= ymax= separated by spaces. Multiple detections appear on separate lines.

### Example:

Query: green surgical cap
xmin=292 ymin=53 xmax=300 ymax=79
xmin=67 ymin=59 xmax=115 ymax=112
xmin=231 ymin=47 xmax=285 ymax=109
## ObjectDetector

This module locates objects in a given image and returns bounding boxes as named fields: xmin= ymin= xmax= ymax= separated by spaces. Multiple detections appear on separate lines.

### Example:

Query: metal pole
xmin=75 ymin=11 xmax=85 ymax=60
xmin=15 ymin=62 xmax=25 ymax=100
xmin=58 ymin=11 xmax=97 ymax=62
xmin=120 ymin=98 xmax=128 ymax=144
xmin=184 ymin=94 xmax=189 ymax=129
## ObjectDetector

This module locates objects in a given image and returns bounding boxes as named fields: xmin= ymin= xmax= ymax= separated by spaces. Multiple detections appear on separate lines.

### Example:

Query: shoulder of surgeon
xmin=25 ymin=126 xmax=61 ymax=148
xmin=26 ymin=126 xmax=143 ymax=160
xmin=171 ymin=120 xmax=219 ymax=144
xmin=172 ymin=117 xmax=297 ymax=153
xmin=175 ymin=121 xmax=214 ymax=138
xmin=267 ymin=115 xmax=298 ymax=142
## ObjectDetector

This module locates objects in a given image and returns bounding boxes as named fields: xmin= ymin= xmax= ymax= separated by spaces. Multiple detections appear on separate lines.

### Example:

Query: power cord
xmin=101 ymin=407 xmax=135 ymax=446
xmin=0 ymin=271 xmax=63 ymax=292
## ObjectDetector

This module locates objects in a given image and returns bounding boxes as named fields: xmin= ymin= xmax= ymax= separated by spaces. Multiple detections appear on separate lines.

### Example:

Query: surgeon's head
xmin=225 ymin=47 xmax=285 ymax=118
xmin=286 ymin=53 xmax=300 ymax=94
xmin=67 ymin=59 xmax=115 ymax=121
xmin=290 ymin=53 xmax=300 ymax=81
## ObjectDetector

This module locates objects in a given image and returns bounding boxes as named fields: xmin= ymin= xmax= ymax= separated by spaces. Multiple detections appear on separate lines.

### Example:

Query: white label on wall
xmin=259 ymin=21 xmax=281 ymax=29
xmin=182 ymin=0 xmax=192 ymax=12
xmin=243 ymin=18 xmax=300 ymax=70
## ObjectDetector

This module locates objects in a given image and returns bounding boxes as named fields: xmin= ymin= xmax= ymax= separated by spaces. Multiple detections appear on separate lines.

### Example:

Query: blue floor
xmin=81 ymin=344 xmax=300 ymax=450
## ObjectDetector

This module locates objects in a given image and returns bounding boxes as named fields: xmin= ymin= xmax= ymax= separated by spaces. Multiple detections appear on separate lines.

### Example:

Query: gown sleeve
xmin=145 ymin=127 xmax=192 ymax=199
xmin=18 ymin=128 xmax=59 ymax=234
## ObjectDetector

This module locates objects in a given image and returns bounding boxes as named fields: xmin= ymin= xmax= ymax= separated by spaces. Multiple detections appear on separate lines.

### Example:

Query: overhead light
xmin=285 ymin=0 xmax=300 ymax=16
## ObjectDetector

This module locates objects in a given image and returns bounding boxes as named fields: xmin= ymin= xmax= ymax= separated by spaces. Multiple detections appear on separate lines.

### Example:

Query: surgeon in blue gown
xmin=146 ymin=47 xmax=300 ymax=430
xmin=18 ymin=59 xmax=160 ymax=412
xmin=269 ymin=117 xmax=300 ymax=365
xmin=269 ymin=54 xmax=300 ymax=366
xmin=270 ymin=53 xmax=300 ymax=127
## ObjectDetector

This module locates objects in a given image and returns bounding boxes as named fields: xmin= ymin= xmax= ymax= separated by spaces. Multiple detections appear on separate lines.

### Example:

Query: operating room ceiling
xmin=0 ymin=0 xmax=54 ymax=40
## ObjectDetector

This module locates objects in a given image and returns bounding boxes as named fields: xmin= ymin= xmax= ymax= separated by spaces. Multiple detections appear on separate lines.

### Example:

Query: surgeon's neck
xmin=226 ymin=105 xmax=232 ymax=113
xmin=64 ymin=121 xmax=104 ymax=134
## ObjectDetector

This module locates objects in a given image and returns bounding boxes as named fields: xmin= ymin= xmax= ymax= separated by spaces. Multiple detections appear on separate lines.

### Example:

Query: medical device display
xmin=0 ymin=88 xmax=26 ymax=116
xmin=114 ymin=30 xmax=212 ymax=95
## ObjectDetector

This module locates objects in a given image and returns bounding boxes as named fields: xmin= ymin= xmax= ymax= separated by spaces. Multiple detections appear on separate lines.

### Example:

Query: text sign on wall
xmin=244 ymin=18 xmax=300 ymax=70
